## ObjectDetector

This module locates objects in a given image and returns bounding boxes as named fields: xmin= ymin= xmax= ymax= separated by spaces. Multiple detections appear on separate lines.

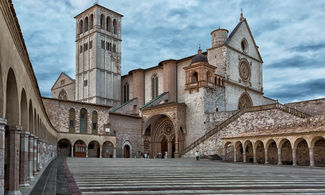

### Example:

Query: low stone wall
xmin=183 ymin=108 xmax=306 ymax=158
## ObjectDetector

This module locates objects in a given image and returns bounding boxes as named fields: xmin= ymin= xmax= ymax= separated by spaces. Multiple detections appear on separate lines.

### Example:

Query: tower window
xmin=89 ymin=41 xmax=92 ymax=49
xmin=84 ymin=43 xmax=88 ymax=51
xmin=241 ymin=38 xmax=248 ymax=53
xmin=101 ymin=40 xmax=105 ymax=49
xmin=84 ymin=17 xmax=89 ymax=32
xmin=113 ymin=44 xmax=116 ymax=52
xmin=79 ymin=20 xmax=83 ymax=34
xmin=89 ymin=14 xmax=94 ymax=29
xmin=84 ymin=80 xmax=88 ymax=87
xmin=106 ymin=42 xmax=109 ymax=50
xmin=192 ymin=72 xmax=198 ymax=82
xmin=80 ymin=45 xmax=83 ymax=53
xmin=113 ymin=19 xmax=117 ymax=34
xmin=100 ymin=14 xmax=105 ymax=29
xmin=106 ymin=16 xmax=111 ymax=32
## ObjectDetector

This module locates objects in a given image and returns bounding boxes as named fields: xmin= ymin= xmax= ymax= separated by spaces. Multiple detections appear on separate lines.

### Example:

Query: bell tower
xmin=74 ymin=4 xmax=123 ymax=107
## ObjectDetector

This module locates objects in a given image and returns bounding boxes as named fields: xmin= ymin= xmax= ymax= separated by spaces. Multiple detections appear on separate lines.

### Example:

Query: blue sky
xmin=12 ymin=0 xmax=325 ymax=103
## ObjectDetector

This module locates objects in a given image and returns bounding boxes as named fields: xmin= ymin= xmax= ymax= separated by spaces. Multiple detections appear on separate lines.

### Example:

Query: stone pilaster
xmin=113 ymin=147 xmax=116 ymax=158
xmin=37 ymin=140 xmax=41 ymax=171
xmin=71 ymin=145 xmax=74 ymax=157
xmin=243 ymin=149 xmax=246 ymax=163
xmin=99 ymin=145 xmax=102 ymax=158
xmin=19 ymin=131 xmax=30 ymax=187
xmin=233 ymin=148 xmax=237 ymax=162
xmin=7 ymin=126 xmax=22 ymax=195
xmin=0 ymin=118 xmax=7 ymax=195
xmin=28 ymin=134 xmax=34 ymax=181
xmin=167 ymin=141 xmax=172 ymax=158
xmin=33 ymin=137 xmax=38 ymax=175
xmin=253 ymin=148 xmax=257 ymax=163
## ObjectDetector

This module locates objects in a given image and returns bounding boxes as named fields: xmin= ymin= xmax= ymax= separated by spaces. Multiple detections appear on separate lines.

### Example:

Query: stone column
xmin=33 ymin=136 xmax=38 ymax=175
xmin=233 ymin=148 xmax=237 ymax=162
xmin=264 ymin=148 xmax=269 ymax=164
xmin=28 ymin=134 xmax=35 ymax=181
xmin=99 ymin=145 xmax=102 ymax=158
xmin=113 ymin=147 xmax=116 ymax=158
xmin=243 ymin=149 xmax=246 ymax=163
xmin=0 ymin=118 xmax=7 ymax=195
xmin=71 ymin=145 xmax=74 ymax=157
xmin=86 ymin=147 xmax=88 ymax=158
xmin=37 ymin=139 xmax=41 ymax=171
xmin=7 ymin=126 xmax=21 ymax=195
xmin=174 ymin=126 xmax=179 ymax=158
xmin=253 ymin=148 xmax=257 ymax=163
xmin=292 ymin=147 xmax=297 ymax=166
xmin=167 ymin=141 xmax=172 ymax=158
xmin=309 ymin=147 xmax=315 ymax=167
xmin=277 ymin=147 xmax=282 ymax=165
xmin=19 ymin=131 xmax=30 ymax=187
xmin=223 ymin=147 xmax=226 ymax=161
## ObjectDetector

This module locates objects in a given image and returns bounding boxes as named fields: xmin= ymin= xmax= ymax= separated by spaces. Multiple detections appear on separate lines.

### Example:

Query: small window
xmin=61 ymin=80 xmax=65 ymax=86
xmin=101 ymin=40 xmax=105 ymax=49
xmin=241 ymin=38 xmax=248 ymax=53
xmin=80 ymin=45 xmax=83 ymax=53
xmin=69 ymin=120 xmax=74 ymax=128
xmin=84 ymin=43 xmax=88 ymax=51
xmin=92 ymin=123 xmax=97 ymax=130
xmin=89 ymin=41 xmax=92 ymax=49
xmin=106 ymin=42 xmax=109 ymax=50
xmin=84 ymin=80 xmax=88 ymax=87
xmin=113 ymin=44 xmax=116 ymax=52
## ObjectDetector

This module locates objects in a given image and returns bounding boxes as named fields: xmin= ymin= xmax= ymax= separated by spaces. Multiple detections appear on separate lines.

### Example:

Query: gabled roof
xmin=51 ymin=72 xmax=75 ymax=90
xmin=226 ymin=18 xmax=263 ymax=62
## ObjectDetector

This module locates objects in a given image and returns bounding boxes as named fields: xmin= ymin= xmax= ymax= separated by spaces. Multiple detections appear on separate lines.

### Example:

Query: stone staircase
xmin=180 ymin=103 xmax=311 ymax=157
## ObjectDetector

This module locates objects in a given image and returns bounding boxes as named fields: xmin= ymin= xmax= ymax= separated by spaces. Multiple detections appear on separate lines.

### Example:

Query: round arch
xmin=224 ymin=142 xmax=234 ymax=162
xmin=311 ymin=136 xmax=325 ymax=167
xmin=88 ymin=140 xmax=100 ymax=158
xmin=57 ymin=139 xmax=72 ymax=157
xmin=28 ymin=100 xmax=33 ymax=133
xmin=235 ymin=141 xmax=243 ymax=162
xmin=74 ymin=140 xmax=87 ymax=158
xmin=266 ymin=139 xmax=277 ymax=164
xmin=279 ymin=138 xmax=293 ymax=165
xmin=254 ymin=140 xmax=265 ymax=164
xmin=20 ymin=89 xmax=28 ymax=130
xmin=6 ymin=68 xmax=19 ymax=125
xmin=244 ymin=140 xmax=254 ymax=163
xmin=294 ymin=138 xmax=310 ymax=166
xmin=102 ymin=141 xmax=114 ymax=158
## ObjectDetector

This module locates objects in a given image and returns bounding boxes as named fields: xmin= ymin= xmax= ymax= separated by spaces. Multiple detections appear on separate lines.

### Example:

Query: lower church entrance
xmin=161 ymin=137 xmax=168 ymax=158
xmin=124 ymin=145 xmax=130 ymax=158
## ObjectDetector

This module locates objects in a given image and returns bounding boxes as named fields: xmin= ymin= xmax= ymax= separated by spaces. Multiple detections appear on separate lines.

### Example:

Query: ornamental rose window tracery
xmin=239 ymin=59 xmax=251 ymax=81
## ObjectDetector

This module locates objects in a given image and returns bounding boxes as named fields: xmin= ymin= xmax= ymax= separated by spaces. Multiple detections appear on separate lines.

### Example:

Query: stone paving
xmin=66 ymin=158 xmax=325 ymax=194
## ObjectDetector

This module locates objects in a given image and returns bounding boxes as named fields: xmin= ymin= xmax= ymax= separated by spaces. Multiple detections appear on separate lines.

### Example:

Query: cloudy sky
xmin=12 ymin=0 xmax=325 ymax=103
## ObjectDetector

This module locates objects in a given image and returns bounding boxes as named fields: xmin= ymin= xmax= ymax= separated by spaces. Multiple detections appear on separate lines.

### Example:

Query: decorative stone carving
xmin=239 ymin=58 xmax=251 ymax=81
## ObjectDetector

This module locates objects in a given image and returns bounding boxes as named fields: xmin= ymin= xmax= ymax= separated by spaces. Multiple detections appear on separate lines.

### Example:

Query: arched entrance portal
xmin=74 ymin=140 xmax=87 ymax=157
xmin=124 ymin=145 xmax=130 ymax=158
xmin=57 ymin=139 xmax=72 ymax=157
xmin=88 ymin=141 xmax=100 ymax=158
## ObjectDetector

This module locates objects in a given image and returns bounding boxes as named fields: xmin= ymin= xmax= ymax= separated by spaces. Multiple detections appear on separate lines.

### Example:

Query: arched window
xmin=92 ymin=111 xmax=98 ymax=134
xmin=89 ymin=14 xmax=93 ymax=29
xmin=106 ymin=16 xmax=111 ymax=32
xmin=192 ymin=72 xmax=198 ymax=83
xmin=80 ymin=108 xmax=87 ymax=134
xmin=151 ymin=74 xmax=158 ymax=99
xmin=238 ymin=92 xmax=253 ymax=110
xmin=113 ymin=19 xmax=117 ymax=34
xmin=100 ymin=14 xmax=105 ymax=29
xmin=113 ymin=44 xmax=116 ymax=52
xmin=58 ymin=89 xmax=67 ymax=100
xmin=84 ymin=17 xmax=88 ymax=32
xmin=79 ymin=20 xmax=83 ymax=34
xmin=123 ymin=83 xmax=129 ymax=103
xmin=69 ymin=108 xmax=75 ymax=133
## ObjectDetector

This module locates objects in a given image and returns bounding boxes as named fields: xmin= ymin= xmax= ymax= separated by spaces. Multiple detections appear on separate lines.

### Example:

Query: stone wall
xmin=109 ymin=113 xmax=142 ymax=157
xmin=42 ymin=97 xmax=110 ymax=134
xmin=286 ymin=98 xmax=325 ymax=116
xmin=183 ymin=108 xmax=305 ymax=158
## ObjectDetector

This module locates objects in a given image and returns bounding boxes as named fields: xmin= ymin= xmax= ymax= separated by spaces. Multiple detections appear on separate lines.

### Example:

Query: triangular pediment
xmin=51 ymin=72 xmax=75 ymax=90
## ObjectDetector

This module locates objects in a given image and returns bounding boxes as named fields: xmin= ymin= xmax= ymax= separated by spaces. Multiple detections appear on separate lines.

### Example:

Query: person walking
xmin=195 ymin=151 xmax=199 ymax=160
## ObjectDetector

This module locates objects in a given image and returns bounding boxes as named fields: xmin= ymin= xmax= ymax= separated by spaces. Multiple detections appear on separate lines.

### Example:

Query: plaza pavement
xmin=65 ymin=158 xmax=325 ymax=194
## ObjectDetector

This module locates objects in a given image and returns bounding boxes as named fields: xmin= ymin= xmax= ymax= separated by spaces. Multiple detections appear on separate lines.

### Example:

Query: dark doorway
xmin=124 ymin=145 xmax=130 ymax=158
xmin=161 ymin=137 xmax=168 ymax=158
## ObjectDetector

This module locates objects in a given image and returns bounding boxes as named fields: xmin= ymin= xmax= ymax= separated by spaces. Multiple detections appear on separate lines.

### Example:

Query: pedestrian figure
xmin=195 ymin=151 xmax=199 ymax=160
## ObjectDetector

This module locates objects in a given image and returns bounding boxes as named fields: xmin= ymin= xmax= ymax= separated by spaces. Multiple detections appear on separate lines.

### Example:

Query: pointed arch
xmin=84 ymin=16 xmax=89 ymax=32
xmin=92 ymin=111 xmax=98 ymax=134
xmin=151 ymin=74 xmax=159 ymax=99
xmin=58 ymin=89 xmax=67 ymax=100
xmin=80 ymin=108 xmax=87 ymax=134
xmin=69 ymin=108 xmax=75 ymax=133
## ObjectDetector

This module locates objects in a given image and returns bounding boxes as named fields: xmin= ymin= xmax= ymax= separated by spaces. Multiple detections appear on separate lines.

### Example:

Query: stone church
xmin=46 ymin=2 xmax=325 ymax=164
xmin=1 ymin=1 xmax=325 ymax=194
